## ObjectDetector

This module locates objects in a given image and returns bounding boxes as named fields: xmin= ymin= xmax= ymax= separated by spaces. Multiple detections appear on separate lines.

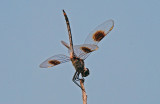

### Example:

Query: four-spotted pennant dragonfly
xmin=39 ymin=10 xmax=114 ymax=89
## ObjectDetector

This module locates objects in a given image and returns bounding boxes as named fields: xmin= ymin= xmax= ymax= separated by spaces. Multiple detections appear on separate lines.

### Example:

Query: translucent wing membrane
xmin=84 ymin=19 xmax=114 ymax=45
xmin=61 ymin=41 xmax=98 ymax=60
xmin=72 ymin=44 xmax=98 ymax=59
xmin=39 ymin=54 xmax=70 ymax=68
xmin=60 ymin=20 xmax=114 ymax=60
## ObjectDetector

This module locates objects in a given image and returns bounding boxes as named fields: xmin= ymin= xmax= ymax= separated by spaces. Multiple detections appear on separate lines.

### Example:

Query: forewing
xmin=76 ymin=19 xmax=114 ymax=59
xmin=84 ymin=19 xmax=114 ymax=45
xmin=70 ymin=44 xmax=99 ymax=59
xmin=61 ymin=41 xmax=99 ymax=60
xmin=39 ymin=54 xmax=70 ymax=68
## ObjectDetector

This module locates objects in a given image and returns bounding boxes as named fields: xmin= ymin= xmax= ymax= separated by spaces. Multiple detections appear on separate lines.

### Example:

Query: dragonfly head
xmin=82 ymin=67 xmax=90 ymax=77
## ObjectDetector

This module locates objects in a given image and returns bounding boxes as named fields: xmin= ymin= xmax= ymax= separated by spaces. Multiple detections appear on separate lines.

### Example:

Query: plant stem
xmin=80 ymin=79 xmax=87 ymax=104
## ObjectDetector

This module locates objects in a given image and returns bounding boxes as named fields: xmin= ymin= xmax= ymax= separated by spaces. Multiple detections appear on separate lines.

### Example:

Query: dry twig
xmin=80 ymin=79 xmax=87 ymax=104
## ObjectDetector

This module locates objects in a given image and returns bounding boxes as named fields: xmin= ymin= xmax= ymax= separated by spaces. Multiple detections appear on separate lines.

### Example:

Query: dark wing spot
xmin=80 ymin=47 xmax=93 ymax=53
xmin=48 ymin=60 xmax=61 ymax=66
xmin=92 ymin=30 xmax=106 ymax=42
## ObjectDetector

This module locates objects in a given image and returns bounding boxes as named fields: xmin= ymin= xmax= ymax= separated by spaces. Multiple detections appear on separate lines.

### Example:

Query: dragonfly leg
xmin=72 ymin=71 xmax=83 ymax=89
xmin=80 ymin=73 xmax=85 ymax=81
xmin=75 ymin=73 xmax=85 ymax=82
xmin=75 ymin=72 xmax=80 ymax=81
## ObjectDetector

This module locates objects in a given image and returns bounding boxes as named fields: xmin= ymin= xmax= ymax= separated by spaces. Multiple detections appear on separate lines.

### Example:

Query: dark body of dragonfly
xmin=39 ymin=10 xmax=114 ymax=89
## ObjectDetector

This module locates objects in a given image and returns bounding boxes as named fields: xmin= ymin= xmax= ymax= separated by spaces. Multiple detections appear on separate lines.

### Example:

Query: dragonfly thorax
xmin=71 ymin=57 xmax=84 ymax=73
xmin=71 ymin=56 xmax=90 ymax=77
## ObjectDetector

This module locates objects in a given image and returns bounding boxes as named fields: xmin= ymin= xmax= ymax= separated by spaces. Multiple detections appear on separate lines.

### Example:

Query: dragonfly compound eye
xmin=82 ymin=68 xmax=90 ymax=77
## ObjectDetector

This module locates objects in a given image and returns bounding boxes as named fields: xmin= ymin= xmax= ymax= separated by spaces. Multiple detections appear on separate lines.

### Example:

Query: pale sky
xmin=0 ymin=0 xmax=160 ymax=104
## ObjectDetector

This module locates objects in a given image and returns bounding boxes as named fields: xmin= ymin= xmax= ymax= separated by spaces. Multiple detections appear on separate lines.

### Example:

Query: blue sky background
xmin=0 ymin=0 xmax=160 ymax=104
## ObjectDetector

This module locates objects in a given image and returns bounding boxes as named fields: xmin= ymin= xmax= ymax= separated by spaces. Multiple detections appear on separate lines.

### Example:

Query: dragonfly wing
xmin=61 ymin=40 xmax=98 ymax=59
xmin=74 ymin=44 xmax=99 ymax=59
xmin=84 ymin=19 xmax=114 ymax=45
xmin=39 ymin=54 xmax=70 ymax=68
xmin=60 ymin=19 xmax=114 ymax=60
xmin=61 ymin=40 xmax=70 ymax=49
xmin=76 ymin=19 xmax=114 ymax=59
xmin=70 ymin=44 xmax=99 ymax=59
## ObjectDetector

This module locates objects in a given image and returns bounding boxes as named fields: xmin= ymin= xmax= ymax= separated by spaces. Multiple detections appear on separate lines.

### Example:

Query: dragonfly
xmin=39 ymin=10 xmax=114 ymax=89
